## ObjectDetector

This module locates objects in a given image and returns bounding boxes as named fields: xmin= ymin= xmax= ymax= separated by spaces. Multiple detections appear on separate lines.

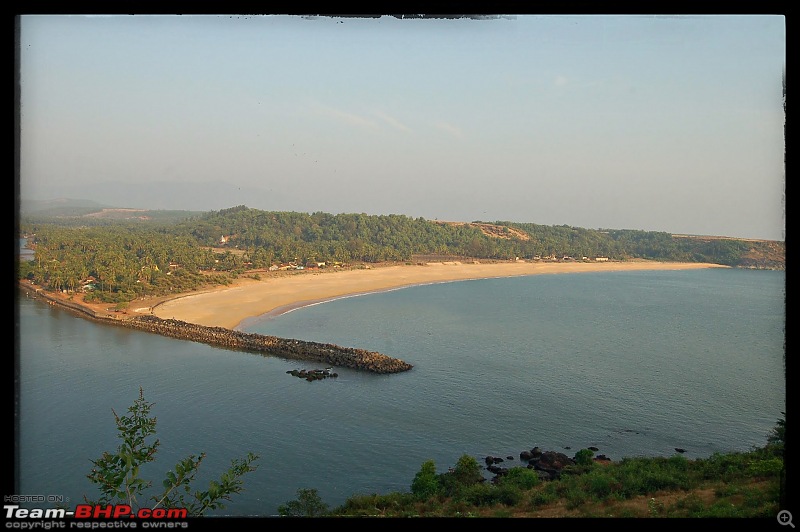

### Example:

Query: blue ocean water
xmin=15 ymin=268 xmax=786 ymax=516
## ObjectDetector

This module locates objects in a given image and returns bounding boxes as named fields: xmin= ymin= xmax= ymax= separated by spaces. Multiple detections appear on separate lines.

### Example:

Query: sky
xmin=17 ymin=14 xmax=786 ymax=241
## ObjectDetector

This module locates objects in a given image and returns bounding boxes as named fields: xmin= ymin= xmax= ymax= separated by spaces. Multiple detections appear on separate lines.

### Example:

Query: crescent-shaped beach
xmin=143 ymin=260 xmax=728 ymax=330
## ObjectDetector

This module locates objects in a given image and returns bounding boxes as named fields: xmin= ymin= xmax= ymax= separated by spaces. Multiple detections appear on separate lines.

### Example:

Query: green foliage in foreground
xmin=277 ymin=489 xmax=330 ymax=517
xmin=85 ymin=388 xmax=259 ymax=517
xmin=88 ymin=391 xmax=784 ymax=518
xmin=324 ymin=449 xmax=782 ymax=518
xmin=280 ymin=414 xmax=786 ymax=518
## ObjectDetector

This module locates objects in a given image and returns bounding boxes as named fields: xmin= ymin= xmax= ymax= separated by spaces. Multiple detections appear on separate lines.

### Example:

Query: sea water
xmin=15 ymin=268 xmax=785 ymax=516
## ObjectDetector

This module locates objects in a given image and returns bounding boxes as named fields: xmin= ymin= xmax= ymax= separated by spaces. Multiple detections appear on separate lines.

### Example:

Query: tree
xmin=277 ymin=488 xmax=330 ymax=517
xmin=574 ymin=448 xmax=595 ymax=466
xmin=85 ymin=388 xmax=259 ymax=517
xmin=768 ymin=412 xmax=786 ymax=451
xmin=411 ymin=459 xmax=442 ymax=499
xmin=769 ymin=411 xmax=787 ymax=508
xmin=439 ymin=454 xmax=483 ymax=497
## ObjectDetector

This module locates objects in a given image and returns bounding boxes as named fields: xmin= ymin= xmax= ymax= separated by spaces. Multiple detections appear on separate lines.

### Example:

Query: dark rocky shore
xmin=481 ymin=446 xmax=615 ymax=484
xmin=19 ymin=283 xmax=413 ymax=375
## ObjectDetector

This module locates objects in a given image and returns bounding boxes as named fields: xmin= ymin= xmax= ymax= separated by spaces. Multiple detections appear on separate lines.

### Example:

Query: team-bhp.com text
xmin=5 ymin=505 xmax=189 ymax=529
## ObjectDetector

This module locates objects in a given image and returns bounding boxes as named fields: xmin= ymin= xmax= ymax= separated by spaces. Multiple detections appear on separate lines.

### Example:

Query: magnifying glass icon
xmin=778 ymin=510 xmax=795 ymax=528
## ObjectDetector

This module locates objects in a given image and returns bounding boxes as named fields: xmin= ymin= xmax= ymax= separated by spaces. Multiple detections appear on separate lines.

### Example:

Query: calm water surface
xmin=16 ymin=268 xmax=785 ymax=516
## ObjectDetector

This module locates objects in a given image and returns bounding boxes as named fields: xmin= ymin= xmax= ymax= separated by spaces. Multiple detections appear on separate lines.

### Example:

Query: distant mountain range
xmin=19 ymin=197 xmax=113 ymax=216
xmin=18 ymin=197 xmax=205 ymax=222
xmin=19 ymin=180 xmax=278 ymax=213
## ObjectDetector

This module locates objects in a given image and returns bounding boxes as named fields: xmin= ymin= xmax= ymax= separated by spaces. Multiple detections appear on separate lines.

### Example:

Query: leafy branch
xmin=85 ymin=387 xmax=259 ymax=516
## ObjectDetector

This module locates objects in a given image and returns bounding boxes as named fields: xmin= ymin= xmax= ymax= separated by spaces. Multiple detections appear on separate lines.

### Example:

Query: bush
xmin=747 ymin=458 xmax=784 ymax=478
xmin=459 ymin=483 xmax=497 ymax=506
xmin=440 ymin=455 xmax=483 ymax=497
xmin=458 ymin=482 xmax=523 ymax=507
xmin=666 ymin=453 xmax=690 ymax=470
xmin=767 ymin=412 xmax=786 ymax=455
xmin=493 ymin=484 xmax=524 ymax=506
xmin=332 ymin=492 xmax=416 ymax=517
xmin=526 ymin=489 xmax=556 ymax=509
xmin=277 ymin=488 xmax=329 ymax=517
xmin=574 ymin=448 xmax=595 ymax=466
xmin=452 ymin=455 xmax=482 ymax=484
xmin=586 ymin=472 xmax=616 ymax=499
xmin=496 ymin=467 xmax=540 ymax=490
xmin=564 ymin=485 xmax=591 ymax=509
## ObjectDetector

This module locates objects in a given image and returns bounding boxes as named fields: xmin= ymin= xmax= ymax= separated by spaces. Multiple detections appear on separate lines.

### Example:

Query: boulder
xmin=531 ymin=451 xmax=575 ymax=480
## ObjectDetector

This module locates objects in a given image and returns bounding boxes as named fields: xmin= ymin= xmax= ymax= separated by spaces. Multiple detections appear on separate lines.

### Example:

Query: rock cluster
xmin=287 ymin=368 xmax=339 ymax=381
xmin=484 ymin=446 xmax=613 ymax=482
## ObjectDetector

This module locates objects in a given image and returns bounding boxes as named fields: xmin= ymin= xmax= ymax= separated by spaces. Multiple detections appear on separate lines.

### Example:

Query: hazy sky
xmin=17 ymin=15 xmax=785 ymax=240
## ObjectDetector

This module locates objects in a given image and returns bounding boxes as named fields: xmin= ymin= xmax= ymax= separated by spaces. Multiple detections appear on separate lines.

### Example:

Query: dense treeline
xmin=18 ymin=205 xmax=784 ymax=304
xmin=178 ymin=207 xmax=494 ymax=263
xmin=17 ymin=224 xmax=238 ymax=304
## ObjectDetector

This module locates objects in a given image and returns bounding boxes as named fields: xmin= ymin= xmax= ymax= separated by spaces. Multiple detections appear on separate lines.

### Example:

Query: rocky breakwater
xmin=123 ymin=315 xmax=413 ymax=374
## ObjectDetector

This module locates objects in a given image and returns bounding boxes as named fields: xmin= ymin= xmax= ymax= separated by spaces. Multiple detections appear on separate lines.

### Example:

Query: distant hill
xmin=672 ymin=234 xmax=786 ymax=270
xmin=21 ymin=179 xmax=278 ymax=212
xmin=19 ymin=197 xmax=205 ymax=223
xmin=19 ymin=197 xmax=111 ymax=216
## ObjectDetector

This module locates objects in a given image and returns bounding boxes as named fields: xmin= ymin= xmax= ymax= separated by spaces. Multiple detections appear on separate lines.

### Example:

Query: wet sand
xmin=147 ymin=260 xmax=727 ymax=330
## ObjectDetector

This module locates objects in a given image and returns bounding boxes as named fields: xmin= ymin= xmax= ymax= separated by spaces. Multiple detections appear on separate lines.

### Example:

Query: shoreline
xmin=146 ymin=260 xmax=728 ymax=330
xmin=17 ymin=260 xmax=730 ymax=374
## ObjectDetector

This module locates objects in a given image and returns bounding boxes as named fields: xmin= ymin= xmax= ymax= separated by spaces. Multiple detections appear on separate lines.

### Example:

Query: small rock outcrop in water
xmin=287 ymin=368 xmax=339 ymax=381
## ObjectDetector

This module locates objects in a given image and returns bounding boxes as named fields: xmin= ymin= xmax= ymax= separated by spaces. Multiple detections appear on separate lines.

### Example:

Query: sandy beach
xmin=144 ymin=260 xmax=727 ymax=330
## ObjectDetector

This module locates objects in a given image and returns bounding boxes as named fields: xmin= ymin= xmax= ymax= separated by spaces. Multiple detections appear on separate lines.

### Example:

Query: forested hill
xmin=18 ymin=205 xmax=784 ymax=305
xmin=179 ymin=205 xmax=784 ymax=269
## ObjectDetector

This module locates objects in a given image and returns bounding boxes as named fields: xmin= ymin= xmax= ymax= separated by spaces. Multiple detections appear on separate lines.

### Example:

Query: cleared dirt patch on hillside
xmin=434 ymin=221 xmax=530 ymax=241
